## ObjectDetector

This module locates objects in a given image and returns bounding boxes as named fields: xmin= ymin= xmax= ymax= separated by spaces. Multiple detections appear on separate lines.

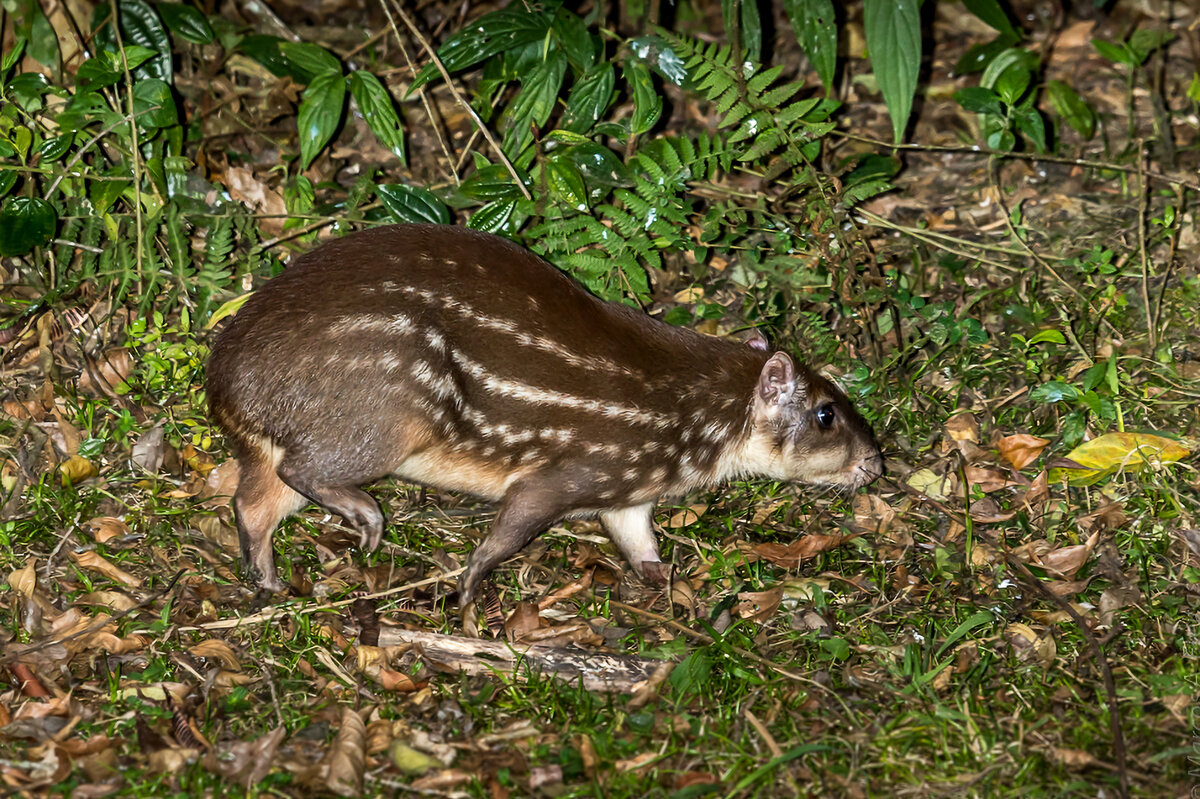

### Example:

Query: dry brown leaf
xmin=9 ymin=562 xmax=37 ymax=597
xmin=131 ymin=423 xmax=166 ymax=474
xmin=504 ymin=601 xmax=542 ymax=640
xmin=75 ymin=592 xmax=138 ymax=612
xmin=945 ymin=412 xmax=980 ymax=443
xmin=746 ymin=534 xmax=853 ymax=569
xmin=324 ymin=708 xmax=365 ymax=796
xmin=1037 ymin=531 xmax=1099 ymax=578
xmin=615 ymin=752 xmax=657 ymax=773
xmin=83 ymin=517 xmax=130 ymax=544
xmin=734 ymin=587 xmax=783 ymax=622
xmin=224 ymin=167 xmax=287 ymax=234
xmin=202 ymin=725 xmax=286 ymax=788
xmin=188 ymin=640 xmax=242 ymax=671
xmin=78 ymin=348 xmax=134 ymax=399
xmin=68 ymin=551 xmax=141 ymax=587
xmin=409 ymin=770 xmax=476 ymax=790
xmin=997 ymin=434 xmax=1050 ymax=470
xmin=665 ymin=503 xmax=707 ymax=528
xmin=1049 ymin=747 xmax=1099 ymax=769
xmin=750 ymin=500 xmax=787 ymax=525
xmin=964 ymin=465 xmax=1010 ymax=493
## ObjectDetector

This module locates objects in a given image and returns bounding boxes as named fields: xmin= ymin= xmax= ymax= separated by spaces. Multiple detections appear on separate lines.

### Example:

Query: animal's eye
xmin=815 ymin=404 xmax=836 ymax=429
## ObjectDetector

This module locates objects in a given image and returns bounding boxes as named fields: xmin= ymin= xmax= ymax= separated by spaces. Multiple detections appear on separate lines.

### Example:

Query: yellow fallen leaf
xmin=1049 ymin=433 xmax=1190 ymax=486
xmin=59 ymin=455 xmax=99 ymax=486
xmin=908 ymin=468 xmax=951 ymax=501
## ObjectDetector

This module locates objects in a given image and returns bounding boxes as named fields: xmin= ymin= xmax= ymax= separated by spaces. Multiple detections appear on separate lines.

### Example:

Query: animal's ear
xmin=745 ymin=329 xmax=769 ymax=352
xmin=757 ymin=352 xmax=798 ymax=405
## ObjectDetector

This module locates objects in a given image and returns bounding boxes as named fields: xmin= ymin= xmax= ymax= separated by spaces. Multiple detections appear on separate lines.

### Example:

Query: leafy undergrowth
xmin=2 ymin=1 xmax=1199 ymax=798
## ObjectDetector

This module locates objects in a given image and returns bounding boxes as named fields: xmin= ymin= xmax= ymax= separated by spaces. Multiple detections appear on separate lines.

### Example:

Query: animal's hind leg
xmin=234 ymin=445 xmax=306 ymax=592
xmin=276 ymin=461 xmax=385 ymax=551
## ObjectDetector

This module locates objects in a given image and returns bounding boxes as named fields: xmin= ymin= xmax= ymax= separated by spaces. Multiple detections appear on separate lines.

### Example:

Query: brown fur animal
xmin=207 ymin=224 xmax=883 ymax=604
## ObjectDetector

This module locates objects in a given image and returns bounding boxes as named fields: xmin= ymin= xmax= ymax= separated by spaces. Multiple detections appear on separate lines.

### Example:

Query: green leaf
xmin=155 ymin=2 xmax=213 ymax=45
xmin=459 ymin=164 xmax=525 ymax=201
xmin=279 ymin=42 xmax=342 ymax=83
xmin=0 ymin=197 xmax=56 ymax=255
xmin=91 ymin=176 xmax=132 ymax=215
xmin=118 ymin=44 xmax=161 ymax=72
xmin=1046 ymin=79 xmax=1095 ymax=139
xmin=624 ymin=59 xmax=662 ymax=136
xmin=993 ymin=62 xmax=1030 ymax=105
xmin=376 ymin=184 xmax=449 ymax=225
xmin=980 ymin=48 xmax=1037 ymax=91
xmin=1029 ymin=381 xmax=1078 ymax=404
xmin=935 ymin=611 xmax=995 ymax=658
xmin=954 ymin=34 xmax=1020 ymax=75
xmin=1013 ymin=107 xmax=1046 ymax=153
xmin=14 ymin=1 xmax=59 ymax=70
xmin=545 ymin=156 xmax=588 ymax=211
xmin=0 ymin=171 xmax=17 ymax=198
xmin=863 ymin=0 xmax=921 ymax=143
xmin=501 ymin=50 xmax=568 ymax=155
xmin=132 ymin=78 xmax=179 ymax=130
xmin=409 ymin=8 xmax=552 ymax=93
xmin=722 ymin=0 xmax=762 ymax=64
xmin=349 ymin=71 xmax=405 ymax=163
xmin=36 ymin=134 xmax=73 ymax=163
xmin=783 ymin=0 xmax=837 ymax=91
xmin=1026 ymin=329 xmax=1066 ymax=346
xmin=961 ymin=0 xmax=1019 ymax=40
xmin=954 ymin=86 xmax=1003 ymax=115
xmin=731 ymin=744 xmax=831 ymax=793
xmin=550 ymin=6 xmax=594 ymax=71
xmin=561 ymin=62 xmax=615 ymax=133
xmin=238 ymin=35 xmax=294 ymax=79
xmin=98 ymin=0 xmax=173 ymax=84
xmin=1049 ymin=432 xmax=1190 ymax=486
xmin=77 ymin=57 xmax=123 ymax=89
xmin=1127 ymin=29 xmax=1174 ymax=63
xmin=1091 ymin=39 xmax=1134 ymax=66
xmin=566 ymin=141 xmax=631 ymax=188
xmin=466 ymin=200 xmax=516 ymax=233
xmin=297 ymin=71 xmax=346 ymax=169
xmin=2 ymin=35 xmax=27 ymax=73
xmin=668 ymin=651 xmax=712 ymax=696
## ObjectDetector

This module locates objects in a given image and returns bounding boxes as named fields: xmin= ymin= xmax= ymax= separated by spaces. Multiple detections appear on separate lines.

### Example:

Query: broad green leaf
xmin=550 ymin=6 xmax=594 ymax=71
xmin=783 ymin=0 xmax=837 ymax=91
xmin=1026 ymin=329 xmax=1066 ymax=346
xmin=459 ymin=164 xmax=524 ymax=201
xmin=132 ymin=78 xmax=178 ymax=130
xmin=279 ymin=42 xmax=341 ymax=83
xmin=1013 ymin=108 xmax=1046 ymax=153
xmin=863 ymin=0 xmax=921 ymax=143
xmin=624 ymin=59 xmax=662 ymax=136
xmin=502 ymin=50 xmax=568 ymax=155
xmin=561 ymin=62 xmax=615 ymax=133
xmin=94 ymin=0 xmax=172 ymax=84
xmin=1091 ymin=39 xmax=1134 ymax=66
xmin=954 ymin=34 xmax=1020 ymax=75
xmin=77 ymin=58 xmax=122 ymax=89
xmin=0 ymin=171 xmax=17 ymax=198
xmin=376 ymin=184 xmax=449 ymax=225
xmin=954 ymin=86 xmax=1003 ymax=115
xmin=993 ymin=62 xmax=1030 ymax=105
xmin=14 ymin=1 xmax=59 ymax=70
xmin=409 ymin=8 xmax=552 ymax=93
xmin=962 ymin=0 xmax=1019 ymax=40
xmin=155 ymin=2 xmax=213 ymax=45
xmin=980 ymin=48 xmax=1037 ymax=92
xmin=567 ymin=141 xmax=631 ymax=188
xmin=349 ymin=71 xmax=405 ymax=163
xmin=0 ymin=196 xmax=56 ymax=255
xmin=1128 ymin=29 xmax=1174 ymax=63
xmin=466 ymin=200 xmax=516 ymax=233
xmin=545 ymin=156 xmax=587 ymax=211
xmin=936 ymin=611 xmax=995 ymax=658
xmin=91 ymin=176 xmax=132 ymax=215
xmin=297 ymin=71 xmax=346 ymax=169
xmin=1049 ymin=433 xmax=1190 ymax=486
xmin=36 ymin=134 xmax=72 ymax=163
xmin=238 ymin=35 xmax=294 ymax=79
xmin=1030 ymin=381 xmax=1078 ymax=404
xmin=1047 ymin=79 xmax=1095 ymax=139
xmin=668 ymin=651 xmax=712 ymax=696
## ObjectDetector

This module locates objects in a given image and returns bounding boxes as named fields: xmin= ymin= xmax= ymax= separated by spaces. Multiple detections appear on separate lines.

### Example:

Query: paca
xmin=206 ymin=224 xmax=883 ymax=604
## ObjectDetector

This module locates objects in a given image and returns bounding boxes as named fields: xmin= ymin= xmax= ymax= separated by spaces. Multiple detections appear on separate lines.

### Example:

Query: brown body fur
xmin=207 ymin=224 xmax=883 ymax=602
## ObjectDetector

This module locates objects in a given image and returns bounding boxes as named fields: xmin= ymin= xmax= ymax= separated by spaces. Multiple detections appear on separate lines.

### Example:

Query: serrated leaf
xmin=297 ymin=71 xmax=346 ymax=169
xmin=409 ymin=8 xmax=552 ymax=93
xmin=502 ymin=50 xmax=567 ymax=155
xmin=562 ymin=62 xmax=614 ymax=133
xmin=0 ymin=197 xmax=56 ymax=255
xmin=1048 ymin=433 xmax=1190 ymax=486
xmin=784 ymin=0 xmax=836 ymax=91
xmin=625 ymin=59 xmax=662 ymax=136
xmin=155 ymin=2 xmax=213 ymax=45
xmin=349 ymin=71 xmax=404 ymax=162
xmin=863 ymin=0 xmax=920 ymax=144
xmin=376 ymin=184 xmax=449 ymax=224
xmin=466 ymin=200 xmax=516 ymax=233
